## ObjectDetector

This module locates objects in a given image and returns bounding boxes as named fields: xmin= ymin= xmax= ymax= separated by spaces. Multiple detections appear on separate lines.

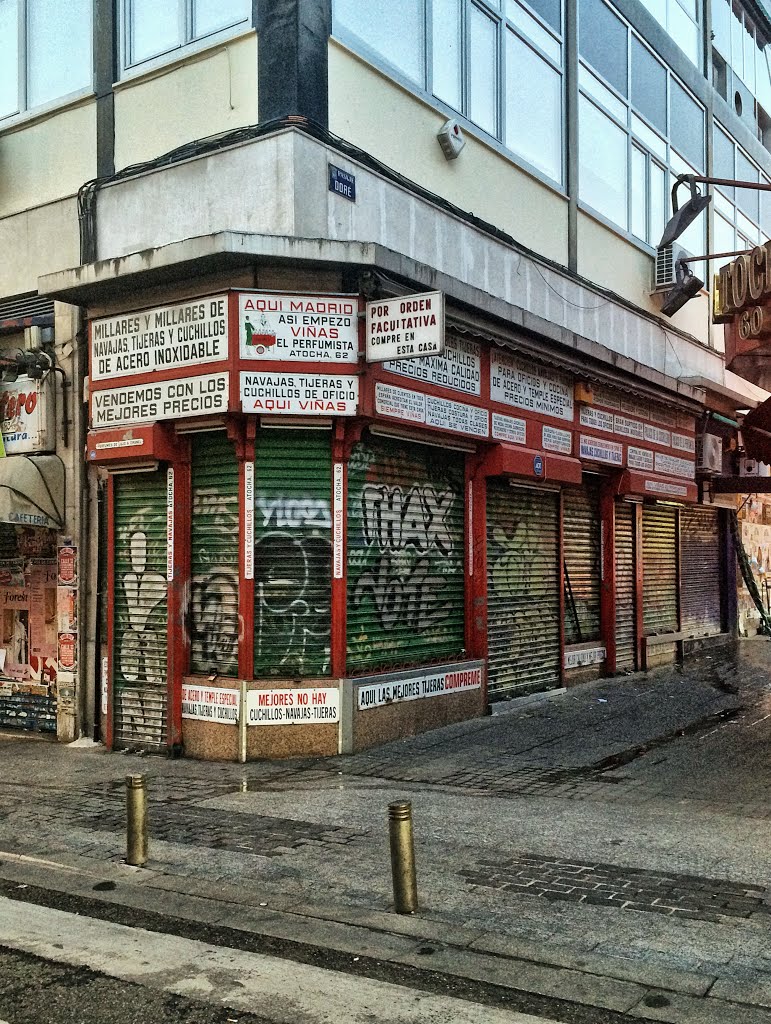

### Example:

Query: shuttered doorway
xmin=347 ymin=437 xmax=465 ymax=673
xmin=487 ymin=484 xmax=560 ymax=699
xmin=113 ymin=471 xmax=168 ymax=750
xmin=190 ymin=431 xmax=240 ymax=677
xmin=642 ymin=504 xmax=679 ymax=636
xmin=563 ymin=482 xmax=602 ymax=645
xmin=614 ymin=501 xmax=637 ymax=671
xmin=681 ymin=507 xmax=723 ymax=638
xmin=253 ymin=429 xmax=332 ymax=677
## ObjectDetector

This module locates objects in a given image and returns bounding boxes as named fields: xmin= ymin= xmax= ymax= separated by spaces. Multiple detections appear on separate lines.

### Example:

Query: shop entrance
xmin=112 ymin=470 xmax=169 ymax=750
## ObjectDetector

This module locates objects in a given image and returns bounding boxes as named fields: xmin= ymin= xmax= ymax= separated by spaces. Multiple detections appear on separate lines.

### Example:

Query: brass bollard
xmin=125 ymin=774 xmax=148 ymax=867
xmin=388 ymin=800 xmax=418 ymax=914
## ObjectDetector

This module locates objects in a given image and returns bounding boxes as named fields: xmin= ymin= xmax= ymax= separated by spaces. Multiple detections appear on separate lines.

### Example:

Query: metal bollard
xmin=388 ymin=800 xmax=418 ymax=914
xmin=125 ymin=774 xmax=148 ymax=867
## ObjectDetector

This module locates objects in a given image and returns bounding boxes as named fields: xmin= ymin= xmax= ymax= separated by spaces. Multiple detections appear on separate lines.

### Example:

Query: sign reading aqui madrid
xmin=366 ymin=291 xmax=444 ymax=362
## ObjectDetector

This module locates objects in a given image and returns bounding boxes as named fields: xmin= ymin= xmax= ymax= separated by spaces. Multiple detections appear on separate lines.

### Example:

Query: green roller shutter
xmin=190 ymin=431 xmax=240 ymax=677
xmin=642 ymin=504 xmax=679 ymax=636
xmin=347 ymin=437 xmax=465 ymax=673
xmin=563 ymin=482 xmax=602 ymax=645
xmin=486 ymin=484 xmax=560 ymax=699
xmin=113 ymin=470 xmax=168 ymax=750
xmin=253 ymin=429 xmax=332 ymax=677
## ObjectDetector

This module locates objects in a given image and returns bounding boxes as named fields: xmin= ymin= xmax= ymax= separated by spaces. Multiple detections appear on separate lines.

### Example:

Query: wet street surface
xmin=2 ymin=638 xmax=771 ymax=1022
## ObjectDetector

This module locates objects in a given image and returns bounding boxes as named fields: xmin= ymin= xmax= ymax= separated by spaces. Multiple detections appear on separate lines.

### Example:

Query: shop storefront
xmin=86 ymin=285 xmax=708 ymax=758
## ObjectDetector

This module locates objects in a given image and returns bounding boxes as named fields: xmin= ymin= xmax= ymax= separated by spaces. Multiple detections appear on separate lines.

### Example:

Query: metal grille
xmin=347 ymin=437 xmax=465 ymax=673
xmin=614 ymin=501 xmax=637 ymax=671
xmin=642 ymin=504 xmax=679 ymax=636
xmin=190 ymin=431 xmax=240 ymax=676
xmin=680 ymin=506 xmax=723 ymax=638
xmin=113 ymin=471 xmax=168 ymax=750
xmin=253 ymin=429 xmax=332 ymax=678
xmin=563 ymin=482 xmax=601 ymax=645
xmin=486 ymin=484 xmax=560 ymax=699
xmin=0 ymin=293 xmax=54 ymax=325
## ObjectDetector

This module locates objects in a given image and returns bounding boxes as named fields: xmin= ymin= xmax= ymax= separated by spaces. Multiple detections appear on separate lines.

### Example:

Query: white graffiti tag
xmin=120 ymin=527 xmax=166 ymax=686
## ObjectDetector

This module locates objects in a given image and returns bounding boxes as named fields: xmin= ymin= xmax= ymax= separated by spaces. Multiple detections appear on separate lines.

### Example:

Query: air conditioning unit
xmin=696 ymin=433 xmax=723 ymax=474
xmin=739 ymin=456 xmax=771 ymax=477
xmin=653 ymin=245 xmax=691 ymax=292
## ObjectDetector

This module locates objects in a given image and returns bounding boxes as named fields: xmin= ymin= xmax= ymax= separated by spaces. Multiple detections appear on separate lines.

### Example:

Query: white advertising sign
xmin=181 ymin=684 xmax=240 ymax=723
xmin=238 ymin=292 xmax=358 ymax=362
xmin=91 ymin=295 xmax=228 ymax=381
xmin=654 ymin=452 xmax=696 ymax=478
xmin=564 ymin=647 xmax=606 ymax=669
xmin=358 ymin=665 xmax=482 ymax=710
xmin=374 ymin=382 xmax=489 ymax=438
xmin=580 ymin=434 xmax=623 ymax=465
xmin=0 ymin=376 xmax=55 ymax=454
xmin=366 ymin=291 xmax=444 ymax=362
xmin=542 ymin=425 xmax=573 ymax=454
xmin=490 ymin=350 xmax=573 ymax=422
xmin=247 ymin=688 xmax=340 ymax=725
xmin=645 ymin=479 xmax=689 ymax=497
xmin=91 ymin=372 xmax=229 ymax=427
xmin=383 ymin=335 xmax=481 ymax=395
xmin=333 ymin=463 xmax=344 ymax=580
xmin=240 ymin=373 xmax=358 ymax=415
xmin=628 ymin=446 xmax=654 ymax=471
xmin=244 ymin=462 xmax=254 ymax=581
xmin=644 ymin=424 xmax=672 ymax=447
xmin=672 ymin=432 xmax=696 ymax=453
xmin=613 ymin=414 xmax=645 ymax=440
xmin=492 ymin=412 xmax=527 ymax=445
xmin=579 ymin=406 xmax=614 ymax=432
xmin=166 ymin=468 xmax=174 ymax=583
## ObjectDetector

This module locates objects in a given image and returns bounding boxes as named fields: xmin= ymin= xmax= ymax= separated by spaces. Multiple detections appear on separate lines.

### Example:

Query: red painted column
xmin=105 ymin=473 xmax=115 ymax=752
xmin=600 ymin=482 xmax=617 ymax=674
xmin=330 ymin=421 xmax=348 ymax=679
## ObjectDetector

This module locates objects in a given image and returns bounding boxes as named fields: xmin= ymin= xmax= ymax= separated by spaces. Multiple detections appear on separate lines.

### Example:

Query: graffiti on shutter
xmin=113 ymin=471 xmax=168 ymax=749
xmin=486 ymin=484 xmax=560 ymax=698
xmin=347 ymin=438 xmax=464 ymax=673
xmin=253 ymin=430 xmax=332 ymax=677
xmin=614 ymin=501 xmax=636 ymax=671
xmin=563 ymin=483 xmax=602 ymax=645
xmin=642 ymin=505 xmax=678 ymax=635
xmin=680 ymin=507 xmax=723 ymax=637
xmin=190 ymin=432 xmax=240 ymax=676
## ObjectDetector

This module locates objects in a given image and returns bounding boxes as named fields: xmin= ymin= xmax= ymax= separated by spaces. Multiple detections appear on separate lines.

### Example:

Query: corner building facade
xmin=3 ymin=0 xmax=766 ymax=750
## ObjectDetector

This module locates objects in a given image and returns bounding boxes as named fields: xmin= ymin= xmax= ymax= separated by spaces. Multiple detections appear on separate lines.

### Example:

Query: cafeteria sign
xmin=366 ymin=291 xmax=444 ymax=362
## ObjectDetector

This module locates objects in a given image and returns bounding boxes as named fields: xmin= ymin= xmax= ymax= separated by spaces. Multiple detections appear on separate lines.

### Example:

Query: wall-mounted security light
xmin=437 ymin=119 xmax=466 ymax=160
xmin=659 ymin=173 xmax=771 ymax=249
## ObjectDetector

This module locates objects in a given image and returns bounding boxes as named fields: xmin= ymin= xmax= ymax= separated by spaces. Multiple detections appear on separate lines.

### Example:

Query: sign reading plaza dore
xmin=90 ymin=296 xmax=228 ymax=380
xmin=238 ymin=292 xmax=359 ymax=363
xmin=240 ymin=372 xmax=358 ymax=415
xmin=366 ymin=291 xmax=444 ymax=362
xmin=92 ymin=372 xmax=229 ymax=426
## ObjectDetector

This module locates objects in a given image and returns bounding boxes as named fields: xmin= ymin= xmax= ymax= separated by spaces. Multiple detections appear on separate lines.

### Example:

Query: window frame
xmin=120 ymin=0 xmax=253 ymax=77
xmin=0 ymin=0 xmax=94 ymax=128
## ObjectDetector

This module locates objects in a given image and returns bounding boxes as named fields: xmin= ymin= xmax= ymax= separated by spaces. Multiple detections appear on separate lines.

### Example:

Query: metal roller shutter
xmin=113 ymin=471 xmax=168 ymax=750
xmin=253 ymin=429 xmax=332 ymax=677
xmin=681 ymin=507 xmax=723 ymax=637
xmin=487 ymin=484 xmax=560 ymax=699
xmin=190 ymin=431 xmax=240 ymax=676
xmin=563 ymin=482 xmax=602 ymax=645
xmin=614 ymin=501 xmax=637 ymax=671
xmin=347 ymin=437 xmax=465 ymax=673
xmin=642 ymin=504 xmax=679 ymax=636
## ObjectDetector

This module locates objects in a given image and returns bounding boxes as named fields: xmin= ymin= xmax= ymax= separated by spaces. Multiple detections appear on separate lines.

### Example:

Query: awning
xmin=0 ymin=455 xmax=65 ymax=529
xmin=742 ymin=396 xmax=771 ymax=462
xmin=614 ymin=469 xmax=698 ymax=503
xmin=480 ymin=444 xmax=583 ymax=485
